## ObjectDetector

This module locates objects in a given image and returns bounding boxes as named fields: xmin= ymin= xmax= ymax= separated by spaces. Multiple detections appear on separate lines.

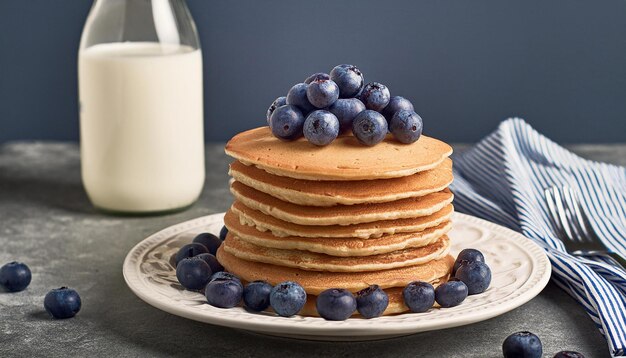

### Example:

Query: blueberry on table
xmin=269 ymin=281 xmax=307 ymax=317
xmin=306 ymin=78 xmax=339 ymax=108
xmin=195 ymin=253 xmax=224 ymax=273
xmin=502 ymin=331 xmax=543 ymax=358
xmin=243 ymin=280 xmax=273 ymax=312
xmin=330 ymin=64 xmax=364 ymax=98
xmin=382 ymin=96 xmax=414 ymax=122
xmin=44 ymin=287 xmax=82 ymax=319
xmin=554 ymin=351 xmax=585 ymax=358
xmin=356 ymin=285 xmax=389 ymax=318
xmin=304 ymin=72 xmax=330 ymax=84
xmin=455 ymin=261 xmax=491 ymax=295
xmin=266 ymin=96 xmax=287 ymax=124
xmin=316 ymin=288 xmax=356 ymax=321
xmin=328 ymin=98 xmax=365 ymax=133
xmin=0 ymin=261 xmax=31 ymax=292
xmin=402 ymin=281 xmax=435 ymax=313
xmin=192 ymin=233 xmax=222 ymax=255
xmin=205 ymin=276 xmax=243 ymax=308
xmin=453 ymin=248 xmax=485 ymax=275
xmin=269 ymin=105 xmax=305 ymax=141
xmin=286 ymin=83 xmax=315 ymax=115
xmin=352 ymin=110 xmax=388 ymax=146
xmin=434 ymin=280 xmax=468 ymax=308
xmin=359 ymin=82 xmax=390 ymax=111
xmin=174 ymin=243 xmax=209 ymax=267
xmin=219 ymin=225 xmax=228 ymax=241
xmin=303 ymin=110 xmax=340 ymax=146
xmin=176 ymin=257 xmax=212 ymax=290
xmin=389 ymin=110 xmax=423 ymax=144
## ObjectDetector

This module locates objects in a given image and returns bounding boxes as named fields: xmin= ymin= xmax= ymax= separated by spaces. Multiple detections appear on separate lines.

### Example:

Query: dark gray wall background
xmin=1 ymin=0 xmax=625 ymax=143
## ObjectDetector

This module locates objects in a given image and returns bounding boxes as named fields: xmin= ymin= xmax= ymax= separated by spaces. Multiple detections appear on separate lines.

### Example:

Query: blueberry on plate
xmin=269 ymin=281 xmax=307 ymax=317
xmin=389 ymin=110 xmax=423 ymax=144
xmin=356 ymin=285 xmax=389 ymax=318
xmin=303 ymin=110 xmax=340 ymax=146
xmin=455 ymin=261 xmax=491 ymax=295
xmin=330 ymin=64 xmax=364 ymax=98
xmin=219 ymin=225 xmax=229 ymax=241
xmin=286 ymin=83 xmax=315 ymax=115
xmin=352 ymin=110 xmax=388 ymax=146
xmin=304 ymin=72 xmax=330 ymax=84
xmin=502 ymin=331 xmax=543 ymax=358
xmin=205 ymin=275 xmax=243 ymax=308
xmin=382 ymin=96 xmax=414 ymax=122
xmin=243 ymin=280 xmax=273 ymax=312
xmin=174 ymin=243 xmax=209 ymax=267
xmin=0 ymin=261 xmax=32 ymax=292
xmin=306 ymin=78 xmax=339 ymax=108
xmin=269 ymin=105 xmax=305 ymax=141
xmin=44 ymin=287 xmax=81 ymax=319
xmin=554 ymin=351 xmax=585 ymax=358
xmin=316 ymin=288 xmax=356 ymax=321
xmin=328 ymin=98 xmax=365 ymax=133
xmin=266 ymin=96 xmax=287 ymax=124
xmin=402 ymin=281 xmax=435 ymax=313
xmin=359 ymin=82 xmax=390 ymax=111
xmin=434 ymin=280 xmax=468 ymax=308
xmin=453 ymin=248 xmax=485 ymax=275
xmin=192 ymin=233 xmax=222 ymax=255
xmin=176 ymin=257 xmax=212 ymax=290
xmin=195 ymin=253 xmax=224 ymax=273
xmin=210 ymin=271 xmax=242 ymax=288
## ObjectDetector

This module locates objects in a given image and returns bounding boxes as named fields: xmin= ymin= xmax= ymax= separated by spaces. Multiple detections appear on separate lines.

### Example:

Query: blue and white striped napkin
xmin=449 ymin=118 xmax=626 ymax=357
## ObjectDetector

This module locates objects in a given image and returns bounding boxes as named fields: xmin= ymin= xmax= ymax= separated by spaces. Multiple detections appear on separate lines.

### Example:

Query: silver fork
xmin=544 ymin=185 xmax=626 ymax=270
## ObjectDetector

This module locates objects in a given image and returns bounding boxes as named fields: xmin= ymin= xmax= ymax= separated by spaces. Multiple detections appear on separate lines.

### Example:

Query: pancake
xmin=224 ymin=127 xmax=453 ymax=180
xmin=231 ymin=181 xmax=454 ymax=226
xmin=229 ymin=158 xmax=453 ymax=206
xmin=224 ymin=209 xmax=452 ymax=256
xmin=217 ymin=247 xmax=454 ymax=295
xmin=231 ymin=201 xmax=454 ymax=239
xmin=223 ymin=234 xmax=450 ymax=272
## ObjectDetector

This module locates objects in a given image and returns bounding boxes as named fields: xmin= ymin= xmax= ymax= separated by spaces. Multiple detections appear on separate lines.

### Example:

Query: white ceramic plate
xmin=123 ymin=212 xmax=551 ymax=341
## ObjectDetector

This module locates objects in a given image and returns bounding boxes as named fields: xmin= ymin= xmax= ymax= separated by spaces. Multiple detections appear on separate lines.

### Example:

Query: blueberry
xmin=435 ymin=280 xmax=468 ymax=308
xmin=502 ymin=331 xmax=543 ymax=358
xmin=315 ymin=288 xmax=356 ymax=321
xmin=306 ymin=78 xmax=339 ymax=108
xmin=205 ymin=277 xmax=243 ymax=308
xmin=352 ymin=110 xmax=388 ymax=146
xmin=328 ymin=98 xmax=366 ymax=133
xmin=389 ymin=110 xmax=423 ymax=144
xmin=359 ymin=82 xmax=390 ymax=111
xmin=192 ymin=233 xmax=222 ymax=255
xmin=286 ymin=83 xmax=315 ymax=114
xmin=176 ymin=257 xmax=212 ymax=290
xmin=453 ymin=248 xmax=486 ymax=275
xmin=304 ymin=72 xmax=330 ymax=84
xmin=356 ymin=285 xmax=389 ymax=318
xmin=455 ymin=261 xmax=492 ymax=295
xmin=0 ymin=262 xmax=31 ymax=292
xmin=554 ymin=351 xmax=585 ymax=358
xmin=330 ymin=64 xmax=364 ymax=98
xmin=402 ymin=281 xmax=435 ymax=313
xmin=219 ymin=225 xmax=228 ymax=241
xmin=210 ymin=271 xmax=242 ymax=288
xmin=243 ymin=280 xmax=273 ymax=312
xmin=44 ymin=287 xmax=81 ymax=319
xmin=174 ymin=243 xmax=209 ymax=267
xmin=382 ymin=96 xmax=414 ymax=121
xmin=266 ymin=96 xmax=287 ymax=124
xmin=303 ymin=110 xmax=340 ymax=146
xmin=269 ymin=281 xmax=307 ymax=317
xmin=269 ymin=105 xmax=305 ymax=141
xmin=195 ymin=253 xmax=224 ymax=273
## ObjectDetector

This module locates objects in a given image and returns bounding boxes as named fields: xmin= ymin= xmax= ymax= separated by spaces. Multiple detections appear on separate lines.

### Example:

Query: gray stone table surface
xmin=2 ymin=142 xmax=625 ymax=358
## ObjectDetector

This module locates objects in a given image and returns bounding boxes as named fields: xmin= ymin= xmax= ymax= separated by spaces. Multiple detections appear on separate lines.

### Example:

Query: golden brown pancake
xmin=231 ymin=181 xmax=454 ymax=226
xmin=229 ymin=158 xmax=453 ymax=206
xmin=224 ymin=209 xmax=452 ymax=256
xmin=222 ymin=234 xmax=450 ymax=272
xmin=217 ymin=247 xmax=454 ymax=295
xmin=224 ymin=127 xmax=453 ymax=180
xmin=231 ymin=201 xmax=454 ymax=239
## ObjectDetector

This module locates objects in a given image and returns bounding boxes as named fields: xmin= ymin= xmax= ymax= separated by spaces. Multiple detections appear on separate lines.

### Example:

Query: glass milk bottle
xmin=78 ymin=0 xmax=205 ymax=214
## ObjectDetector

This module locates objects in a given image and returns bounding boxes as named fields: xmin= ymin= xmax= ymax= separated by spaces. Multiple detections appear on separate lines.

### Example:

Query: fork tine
xmin=570 ymin=188 xmax=604 ymax=243
xmin=552 ymin=186 xmax=577 ymax=242
xmin=544 ymin=188 xmax=563 ymax=232
xmin=561 ymin=186 xmax=588 ymax=243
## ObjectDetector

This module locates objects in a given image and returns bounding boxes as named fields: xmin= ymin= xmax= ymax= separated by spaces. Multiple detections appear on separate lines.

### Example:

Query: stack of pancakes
xmin=217 ymin=127 xmax=455 ymax=316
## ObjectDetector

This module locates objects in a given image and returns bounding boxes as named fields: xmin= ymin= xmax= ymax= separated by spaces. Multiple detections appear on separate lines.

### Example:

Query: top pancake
xmin=225 ymin=127 xmax=453 ymax=181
